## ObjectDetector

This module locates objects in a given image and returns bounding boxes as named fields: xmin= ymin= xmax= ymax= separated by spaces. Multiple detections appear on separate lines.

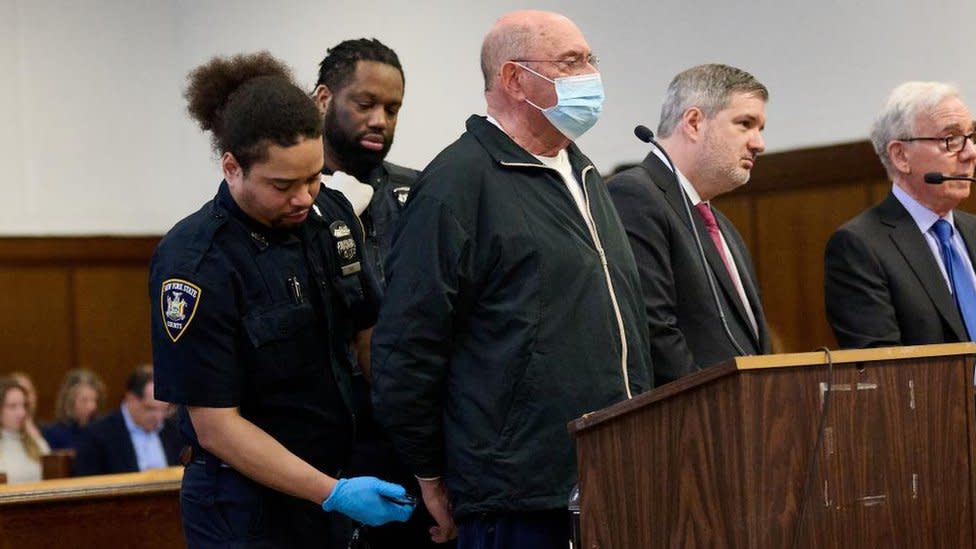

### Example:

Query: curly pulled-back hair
xmin=316 ymin=38 xmax=403 ymax=91
xmin=184 ymin=51 xmax=322 ymax=173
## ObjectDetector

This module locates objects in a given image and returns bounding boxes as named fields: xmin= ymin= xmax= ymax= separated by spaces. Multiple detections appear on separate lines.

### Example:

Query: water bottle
xmin=568 ymin=482 xmax=581 ymax=548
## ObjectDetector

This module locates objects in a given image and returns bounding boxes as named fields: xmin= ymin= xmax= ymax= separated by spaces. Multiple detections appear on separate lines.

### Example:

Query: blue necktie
xmin=932 ymin=219 xmax=976 ymax=339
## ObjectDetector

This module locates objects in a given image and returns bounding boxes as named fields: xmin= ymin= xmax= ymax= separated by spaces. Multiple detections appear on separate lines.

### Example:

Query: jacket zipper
xmin=500 ymin=161 xmax=632 ymax=398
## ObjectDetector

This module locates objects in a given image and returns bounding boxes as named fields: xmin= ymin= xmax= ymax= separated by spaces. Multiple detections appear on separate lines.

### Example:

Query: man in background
xmin=608 ymin=64 xmax=771 ymax=386
xmin=312 ymin=38 xmax=419 ymax=287
xmin=74 ymin=365 xmax=181 ymax=475
xmin=825 ymin=81 xmax=976 ymax=348
xmin=311 ymin=38 xmax=440 ymax=548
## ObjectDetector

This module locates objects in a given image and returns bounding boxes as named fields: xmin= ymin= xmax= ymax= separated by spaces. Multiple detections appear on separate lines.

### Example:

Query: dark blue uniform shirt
xmin=150 ymin=181 xmax=378 ymax=474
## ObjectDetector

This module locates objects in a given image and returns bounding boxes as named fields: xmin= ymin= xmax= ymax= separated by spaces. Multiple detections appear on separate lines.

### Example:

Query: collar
xmin=651 ymin=147 xmax=703 ymax=206
xmin=121 ymin=403 xmax=162 ymax=436
xmin=466 ymin=114 xmax=594 ymax=175
xmin=892 ymin=182 xmax=954 ymax=233
xmin=216 ymin=180 xmax=304 ymax=249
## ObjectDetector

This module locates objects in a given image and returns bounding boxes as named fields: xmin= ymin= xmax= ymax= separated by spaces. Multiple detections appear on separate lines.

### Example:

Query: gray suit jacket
xmin=608 ymin=153 xmax=771 ymax=386
xmin=825 ymin=191 xmax=976 ymax=348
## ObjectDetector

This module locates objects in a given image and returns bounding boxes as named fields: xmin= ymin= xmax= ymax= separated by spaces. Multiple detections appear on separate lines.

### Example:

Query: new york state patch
xmin=160 ymin=278 xmax=201 ymax=342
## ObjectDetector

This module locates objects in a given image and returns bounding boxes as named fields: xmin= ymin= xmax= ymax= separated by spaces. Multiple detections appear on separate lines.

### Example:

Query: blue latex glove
xmin=321 ymin=476 xmax=415 ymax=526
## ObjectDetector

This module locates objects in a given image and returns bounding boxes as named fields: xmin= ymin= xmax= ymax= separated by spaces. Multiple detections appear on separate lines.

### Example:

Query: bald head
xmin=480 ymin=10 xmax=580 ymax=92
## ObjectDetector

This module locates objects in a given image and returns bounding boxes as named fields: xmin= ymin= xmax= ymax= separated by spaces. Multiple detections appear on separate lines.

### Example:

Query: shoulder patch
xmin=160 ymin=278 xmax=202 ymax=342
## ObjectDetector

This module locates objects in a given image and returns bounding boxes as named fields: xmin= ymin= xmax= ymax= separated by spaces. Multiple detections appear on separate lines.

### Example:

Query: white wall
xmin=2 ymin=0 xmax=974 ymax=235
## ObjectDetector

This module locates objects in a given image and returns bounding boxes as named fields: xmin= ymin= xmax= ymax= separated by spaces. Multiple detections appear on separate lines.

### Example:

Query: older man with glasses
xmin=370 ymin=9 xmax=651 ymax=549
xmin=825 ymin=81 xmax=976 ymax=349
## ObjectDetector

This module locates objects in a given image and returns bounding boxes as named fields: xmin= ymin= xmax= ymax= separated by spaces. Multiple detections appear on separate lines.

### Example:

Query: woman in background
xmin=0 ymin=377 xmax=49 ymax=483
xmin=42 ymin=369 xmax=105 ymax=451
xmin=8 ymin=371 xmax=46 ymax=453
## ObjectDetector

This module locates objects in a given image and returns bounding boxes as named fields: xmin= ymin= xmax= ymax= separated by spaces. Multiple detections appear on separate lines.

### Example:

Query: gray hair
xmin=870 ymin=81 xmax=962 ymax=175
xmin=480 ymin=23 xmax=535 ymax=92
xmin=657 ymin=64 xmax=768 ymax=138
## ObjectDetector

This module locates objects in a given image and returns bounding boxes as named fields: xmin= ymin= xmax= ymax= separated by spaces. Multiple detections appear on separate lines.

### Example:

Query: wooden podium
xmin=569 ymin=343 xmax=976 ymax=548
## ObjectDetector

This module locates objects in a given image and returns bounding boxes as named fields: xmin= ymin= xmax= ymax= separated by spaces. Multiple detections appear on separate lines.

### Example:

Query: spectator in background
xmin=0 ymin=377 xmax=50 ymax=483
xmin=42 ymin=369 xmax=106 ymax=451
xmin=9 ymin=371 xmax=47 ymax=453
xmin=73 ymin=366 xmax=181 ymax=476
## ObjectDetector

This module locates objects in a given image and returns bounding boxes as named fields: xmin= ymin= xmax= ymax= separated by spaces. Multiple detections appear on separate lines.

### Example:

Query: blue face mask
xmin=517 ymin=63 xmax=605 ymax=140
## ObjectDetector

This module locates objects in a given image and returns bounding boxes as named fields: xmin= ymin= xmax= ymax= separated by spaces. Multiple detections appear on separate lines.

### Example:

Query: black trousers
xmin=180 ymin=461 xmax=351 ymax=548
xmin=456 ymin=510 xmax=570 ymax=549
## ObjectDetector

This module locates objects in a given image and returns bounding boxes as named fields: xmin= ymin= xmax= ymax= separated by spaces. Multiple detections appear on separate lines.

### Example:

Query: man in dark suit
xmin=74 ymin=366 xmax=181 ymax=476
xmin=825 ymin=81 xmax=976 ymax=348
xmin=608 ymin=64 xmax=771 ymax=386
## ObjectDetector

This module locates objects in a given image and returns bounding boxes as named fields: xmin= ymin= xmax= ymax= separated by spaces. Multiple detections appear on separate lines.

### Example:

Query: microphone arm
xmin=632 ymin=125 xmax=748 ymax=358
xmin=925 ymin=172 xmax=976 ymax=184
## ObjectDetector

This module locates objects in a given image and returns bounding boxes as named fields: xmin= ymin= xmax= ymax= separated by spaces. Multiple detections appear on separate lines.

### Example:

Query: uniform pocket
xmin=241 ymin=302 xmax=317 ymax=384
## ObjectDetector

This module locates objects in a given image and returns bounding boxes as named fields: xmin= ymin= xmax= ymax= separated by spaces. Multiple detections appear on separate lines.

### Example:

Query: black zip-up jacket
xmin=371 ymin=115 xmax=652 ymax=519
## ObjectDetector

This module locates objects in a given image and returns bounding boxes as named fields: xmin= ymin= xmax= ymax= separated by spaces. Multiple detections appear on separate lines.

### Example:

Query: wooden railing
xmin=0 ymin=467 xmax=183 ymax=548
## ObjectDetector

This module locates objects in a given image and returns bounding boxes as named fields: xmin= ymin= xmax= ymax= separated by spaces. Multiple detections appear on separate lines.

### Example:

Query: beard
xmin=701 ymin=129 xmax=752 ymax=191
xmin=323 ymin=106 xmax=393 ymax=180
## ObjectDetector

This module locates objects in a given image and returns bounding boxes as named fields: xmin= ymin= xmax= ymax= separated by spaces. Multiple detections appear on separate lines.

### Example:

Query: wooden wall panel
xmin=753 ymin=185 xmax=872 ymax=352
xmin=73 ymin=266 xmax=153 ymax=410
xmin=0 ymin=238 xmax=158 ymax=425
xmin=0 ymin=268 xmax=74 ymax=421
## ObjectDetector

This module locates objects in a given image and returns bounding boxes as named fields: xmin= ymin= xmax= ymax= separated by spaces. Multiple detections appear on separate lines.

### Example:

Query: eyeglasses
xmin=899 ymin=133 xmax=976 ymax=153
xmin=511 ymin=53 xmax=600 ymax=71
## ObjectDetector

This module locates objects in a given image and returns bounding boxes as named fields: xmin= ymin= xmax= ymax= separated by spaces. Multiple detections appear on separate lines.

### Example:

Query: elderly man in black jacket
xmin=370 ymin=9 xmax=652 ymax=549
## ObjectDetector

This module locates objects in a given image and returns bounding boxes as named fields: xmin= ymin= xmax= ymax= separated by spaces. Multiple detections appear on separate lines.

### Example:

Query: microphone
xmin=632 ymin=124 xmax=748 ymax=358
xmin=634 ymin=124 xmax=655 ymax=144
xmin=924 ymin=172 xmax=976 ymax=184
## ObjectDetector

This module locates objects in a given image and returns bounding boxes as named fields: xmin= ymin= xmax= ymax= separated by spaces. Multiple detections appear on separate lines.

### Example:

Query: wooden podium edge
xmin=569 ymin=342 xmax=976 ymax=434
xmin=0 ymin=466 xmax=182 ymax=505
xmin=733 ymin=342 xmax=976 ymax=370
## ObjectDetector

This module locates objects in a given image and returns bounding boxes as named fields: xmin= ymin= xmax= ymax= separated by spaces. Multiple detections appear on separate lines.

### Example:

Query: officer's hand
xmin=321 ymin=476 xmax=415 ymax=526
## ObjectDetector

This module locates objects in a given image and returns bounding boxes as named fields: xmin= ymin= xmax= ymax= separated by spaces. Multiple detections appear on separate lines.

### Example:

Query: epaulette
xmin=173 ymin=200 xmax=231 ymax=275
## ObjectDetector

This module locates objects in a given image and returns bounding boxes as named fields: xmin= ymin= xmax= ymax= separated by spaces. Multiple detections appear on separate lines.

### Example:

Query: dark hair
xmin=316 ymin=38 xmax=404 ymax=91
xmin=184 ymin=51 xmax=323 ymax=173
xmin=126 ymin=364 xmax=154 ymax=398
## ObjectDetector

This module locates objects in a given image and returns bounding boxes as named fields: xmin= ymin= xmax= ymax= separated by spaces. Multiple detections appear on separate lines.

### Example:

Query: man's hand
xmin=321 ymin=476 xmax=415 ymax=526
xmin=418 ymin=477 xmax=457 ymax=543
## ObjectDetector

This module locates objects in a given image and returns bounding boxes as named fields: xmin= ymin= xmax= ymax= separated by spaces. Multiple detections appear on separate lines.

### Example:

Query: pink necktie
xmin=695 ymin=202 xmax=741 ymax=290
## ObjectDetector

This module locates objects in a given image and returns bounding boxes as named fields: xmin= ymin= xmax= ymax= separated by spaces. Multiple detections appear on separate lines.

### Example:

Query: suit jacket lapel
xmin=717 ymin=214 xmax=764 ymax=346
xmin=112 ymin=412 xmax=140 ymax=472
xmin=642 ymin=153 xmax=757 ymax=344
xmin=881 ymin=193 xmax=968 ymax=340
